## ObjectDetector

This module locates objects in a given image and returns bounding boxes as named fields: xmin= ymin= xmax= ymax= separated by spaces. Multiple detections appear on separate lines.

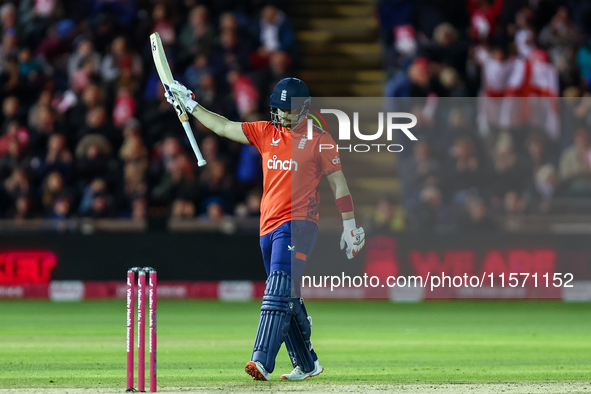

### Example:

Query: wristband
xmin=336 ymin=195 xmax=354 ymax=213
xmin=184 ymin=98 xmax=198 ymax=113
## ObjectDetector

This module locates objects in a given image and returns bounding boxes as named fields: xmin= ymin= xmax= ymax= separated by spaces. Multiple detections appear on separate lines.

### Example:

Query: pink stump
xmin=137 ymin=271 xmax=146 ymax=392
xmin=126 ymin=270 xmax=135 ymax=390
xmin=149 ymin=270 xmax=157 ymax=392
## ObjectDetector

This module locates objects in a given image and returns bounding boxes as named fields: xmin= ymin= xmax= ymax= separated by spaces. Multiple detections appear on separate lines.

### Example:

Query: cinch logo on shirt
xmin=267 ymin=155 xmax=298 ymax=171
xmin=332 ymin=156 xmax=341 ymax=165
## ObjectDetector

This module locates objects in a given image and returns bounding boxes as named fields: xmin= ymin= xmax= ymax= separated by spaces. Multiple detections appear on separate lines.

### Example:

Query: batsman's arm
xmin=168 ymin=82 xmax=248 ymax=144
xmin=327 ymin=170 xmax=365 ymax=259
xmin=189 ymin=105 xmax=249 ymax=144
xmin=327 ymin=170 xmax=354 ymax=220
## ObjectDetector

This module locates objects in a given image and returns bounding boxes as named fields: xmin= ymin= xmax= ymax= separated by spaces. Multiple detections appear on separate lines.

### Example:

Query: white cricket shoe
xmin=245 ymin=361 xmax=270 ymax=381
xmin=280 ymin=360 xmax=324 ymax=380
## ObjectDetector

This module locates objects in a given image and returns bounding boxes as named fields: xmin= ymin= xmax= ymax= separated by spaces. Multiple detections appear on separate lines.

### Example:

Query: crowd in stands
xmin=379 ymin=0 xmax=591 ymax=232
xmin=0 ymin=0 xmax=294 ymax=222
xmin=4 ymin=0 xmax=591 ymax=233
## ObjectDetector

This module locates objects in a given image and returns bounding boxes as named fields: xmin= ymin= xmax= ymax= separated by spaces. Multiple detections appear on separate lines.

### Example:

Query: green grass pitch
xmin=0 ymin=300 xmax=589 ymax=389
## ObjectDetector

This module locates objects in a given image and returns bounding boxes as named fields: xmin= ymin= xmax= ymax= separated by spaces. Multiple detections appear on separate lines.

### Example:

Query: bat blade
xmin=150 ymin=32 xmax=174 ymax=89
xmin=149 ymin=32 xmax=206 ymax=167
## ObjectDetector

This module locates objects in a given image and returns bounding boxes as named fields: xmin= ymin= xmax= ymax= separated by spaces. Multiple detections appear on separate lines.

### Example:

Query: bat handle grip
xmin=180 ymin=119 xmax=207 ymax=167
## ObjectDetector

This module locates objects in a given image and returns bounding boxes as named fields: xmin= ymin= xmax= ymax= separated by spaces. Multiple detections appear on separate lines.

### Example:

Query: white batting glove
xmin=340 ymin=218 xmax=365 ymax=259
xmin=167 ymin=81 xmax=198 ymax=112
xmin=164 ymin=90 xmax=184 ymax=117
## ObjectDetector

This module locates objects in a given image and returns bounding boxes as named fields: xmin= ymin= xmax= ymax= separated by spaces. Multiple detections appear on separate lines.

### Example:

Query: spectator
xmin=122 ymin=161 xmax=147 ymax=216
xmin=508 ymin=7 xmax=534 ymax=38
xmin=576 ymin=39 xmax=591 ymax=82
xmin=131 ymin=197 xmax=147 ymax=220
xmin=150 ymin=4 xmax=175 ymax=45
xmin=194 ymin=73 xmax=224 ymax=115
xmin=76 ymin=107 xmax=116 ymax=144
xmin=235 ymin=142 xmax=262 ymax=189
xmin=467 ymin=0 xmax=505 ymax=42
xmin=2 ymin=95 xmax=20 ymax=127
xmin=210 ymin=28 xmax=251 ymax=81
xmin=524 ymin=164 xmax=558 ymax=214
xmin=3 ymin=167 xmax=29 ymax=204
xmin=250 ymin=5 xmax=294 ymax=69
xmin=377 ymin=0 xmax=414 ymax=47
xmin=489 ymin=133 xmax=528 ymax=199
xmin=385 ymin=57 xmax=432 ymax=98
xmin=503 ymin=190 xmax=526 ymax=215
xmin=3 ymin=49 xmax=21 ymax=96
xmin=9 ymin=194 xmax=34 ymax=220
xmin=220 ymin=12 xmax=239 ymax=32
xmin=29 ymin=106 xmax=55 ymax=155
xmin=0 ymin=120 xmax=29 ymax=157
xmin=0 ymin=4 xmax=16 ymax=34
xmin=100 ymin=36 xmax=142 ymax=83
xmin=112 ymin=84 xmax=137 ymax=129
xmin=525 ymin=131 xmax=552 ymax=178
xmin=0 ymin=132 xmax=32 ymax=178
xmin=152 ymin=153 xmax=200 ymax=210
xmin=85 ymin=191 xmax=114 ymax=218
xmin=67 ymin=38 xmax=101 ymax=84
xmin=75 ymin=134 xmax=115 ymax=186
xmin=41 ymin=171 xmax=66 ymax=214
xmin=184 ymin=52 xmax=211 ymax=92
xmin=120 ymin=133 xmax=147 ymax=165
xmin=178 ymin=6 xmax=215 ymax=66
xmin=458 ymin=196 xmax=497 ymax=232
xmin=47 ymin=195 xmax=73 ymax=221
xmin=428 ymin=23 xmax=467 ymax=78
xmin=235 ymin=188 xmax=262 ymax=218
xmin=412 ymin=185 xmax=444 ymax=232
xmin=439 ymin=67 xmax=467 ymax=97
xmin=171 ymin=199 xmax=195 ymax=219
xmin=28 ymin=90 xmax=53 ymax=131
xmin=79 ymin=178 xmax=108 ymax=216
xmin=538 ymin=6 xmax=580 ymax=84
xmin=444 ymin=137 xmax=487 ymax=203
xmin=558 ymin=129 xmax=591 ymax=181
xmin=66 ymin=84 xmax=103 ymax=133
xmin=158 ymin=136 xmax=181 ymax=166
xmin=139 ymin=84 xmax=179 ymax=147
xmin=252 ymin=50 xmax=291 ymax=109
xmin=119 ymin=132 xmax=147 ymax=215
xmin=17 ymin=47 xmax=41 ymax=86
xmin=200 ymin=159 xmax=234 ymax=213
xmin=400 ymin=141 xmax=439 ymax=207
xmin=254 ymin=5 xmax=295 ymax=56
xmin=200 ymin=197 xmax=228 ymax=221
xmin=0 ymin=28 xmax=17 ymax=73
xmin=71 ymin=57 xmax=98 ymax=94
xmin=35 ymin=133 xmax=73 ymax=183
xmin=227 ymin=67 xmax=259 ymax=119
xmin=372 ymin=196 xmax=406 ymax=232
xmin=199 ymin=135 xmax=220 ymax=165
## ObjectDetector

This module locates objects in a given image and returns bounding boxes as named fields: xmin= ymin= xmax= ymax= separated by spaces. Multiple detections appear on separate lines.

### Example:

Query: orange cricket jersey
xmin=242 ymin=120 xmax=342 ymax=235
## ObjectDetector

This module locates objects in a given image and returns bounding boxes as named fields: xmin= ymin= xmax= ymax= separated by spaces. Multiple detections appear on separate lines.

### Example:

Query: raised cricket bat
xmin=150 ymin=32 xmax=206 ymax=167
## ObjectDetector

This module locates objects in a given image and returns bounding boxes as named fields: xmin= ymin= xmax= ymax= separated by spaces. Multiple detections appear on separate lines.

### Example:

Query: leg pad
xmin=251 ymin=270 xmax=292 ymax=373
xmin=284 ymin=298 xmax=316 ymax=372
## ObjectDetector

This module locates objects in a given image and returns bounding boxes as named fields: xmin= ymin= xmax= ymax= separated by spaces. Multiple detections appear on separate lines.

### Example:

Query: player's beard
xmin=277 ymin=108 xmax=304 ymax=130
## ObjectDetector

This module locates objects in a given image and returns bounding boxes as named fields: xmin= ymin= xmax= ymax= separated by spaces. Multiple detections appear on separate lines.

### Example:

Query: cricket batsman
xmin=165 ymin=77 xmax=365 ymax=380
